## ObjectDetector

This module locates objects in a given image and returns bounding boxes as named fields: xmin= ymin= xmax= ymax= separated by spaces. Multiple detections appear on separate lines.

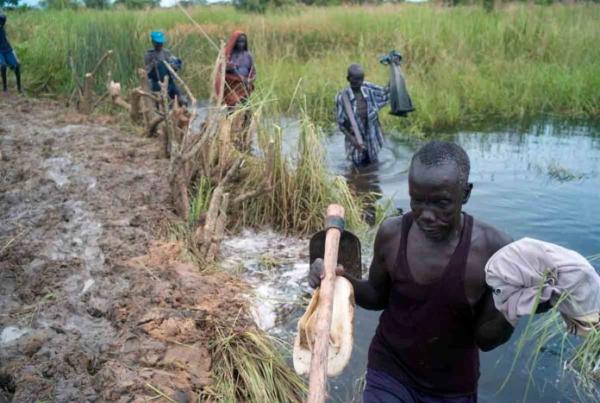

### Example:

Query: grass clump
xmin=189 ymin=176 xmax=214 ymax=224
xmin=232 ymin=105 xmax=367 ymax=234
xmin=203 ymin=325 xmax=307 ymax=402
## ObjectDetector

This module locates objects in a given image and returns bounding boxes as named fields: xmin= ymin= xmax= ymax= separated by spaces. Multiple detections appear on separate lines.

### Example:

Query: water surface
xmin=321 ymin=121 xmax=600 ymax=402
xmin=224 ymin=120 xmax=600 ymax=402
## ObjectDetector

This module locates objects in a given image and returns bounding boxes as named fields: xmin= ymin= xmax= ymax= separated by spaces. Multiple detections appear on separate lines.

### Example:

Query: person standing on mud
xmin=309 ymin=141 xmax=517 ymax=402
xmin=144 ymin=31 xmax=183 ymax=102
xmin=0 ymin=14 xmax=22 ymax=94
xmin=216 ymin=31 xmax=256 ymax=107
xmin=335 ymin=64 xmax=390 ymax=167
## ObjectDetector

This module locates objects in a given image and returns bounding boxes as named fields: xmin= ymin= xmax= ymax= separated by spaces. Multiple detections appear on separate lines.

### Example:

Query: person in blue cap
xmin=144 ymin=31 xmax=183 ymax=103
xmin=0 ymin=13 xmax=22 ymax=94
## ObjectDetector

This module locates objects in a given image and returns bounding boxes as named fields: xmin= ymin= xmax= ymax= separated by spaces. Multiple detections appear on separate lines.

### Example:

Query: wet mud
xmin=0 ymin=98 xmax=247 ymax=402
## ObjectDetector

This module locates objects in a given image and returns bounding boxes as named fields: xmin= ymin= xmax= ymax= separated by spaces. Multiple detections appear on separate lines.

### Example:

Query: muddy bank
xmin=0 ymin=97 xmax=250 ymax=402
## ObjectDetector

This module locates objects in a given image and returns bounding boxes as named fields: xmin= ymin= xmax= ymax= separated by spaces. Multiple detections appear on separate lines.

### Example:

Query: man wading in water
xmin=310 ymin=141 xmax=515 ymax=402
xmin=336 ymin=64 xmax=390 ymax=167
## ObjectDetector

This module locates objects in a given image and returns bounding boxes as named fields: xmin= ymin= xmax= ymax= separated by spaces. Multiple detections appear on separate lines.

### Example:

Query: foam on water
xmin=221 ymin=229 xmax=310 ymax=334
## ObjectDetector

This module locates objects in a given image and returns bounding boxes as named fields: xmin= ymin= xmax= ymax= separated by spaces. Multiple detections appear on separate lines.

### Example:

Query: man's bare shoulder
xmin=377 ymin=215 xmax=403 ymax=241
xmin=372 ymin=215 xmax=403 ymax=269
xmin=471 ymin=217 xmax=513 ymax=258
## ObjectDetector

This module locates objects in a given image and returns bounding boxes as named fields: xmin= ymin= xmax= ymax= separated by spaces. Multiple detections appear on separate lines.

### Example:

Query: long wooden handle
xmin=307 ymin=204 xmax=345 ymax=403
xmin=341 ymin=92 xmax=364 ymax=147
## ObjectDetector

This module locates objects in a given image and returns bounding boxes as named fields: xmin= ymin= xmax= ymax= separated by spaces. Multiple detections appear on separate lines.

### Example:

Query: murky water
xmin=224 ymin=120 xmax=600 ymax=402
xmin=322 ymin=121 xmax=600 ymax=402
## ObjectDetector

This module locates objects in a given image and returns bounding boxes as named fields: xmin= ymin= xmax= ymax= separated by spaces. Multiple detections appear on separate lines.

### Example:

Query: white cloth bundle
xmin=485 ymin=238 xmax=600 ymax=335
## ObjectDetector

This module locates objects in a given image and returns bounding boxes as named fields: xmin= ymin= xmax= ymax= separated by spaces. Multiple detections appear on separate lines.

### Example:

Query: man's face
xmin=153 ymin=42 xmax=163 ymax=51
xmin=408 ymin=160 xmax=471 ymax=241
xmin=348 ymin=73 xmax=364 ymax=91
xmin=235 ymin=35 xmax=247 ymax=51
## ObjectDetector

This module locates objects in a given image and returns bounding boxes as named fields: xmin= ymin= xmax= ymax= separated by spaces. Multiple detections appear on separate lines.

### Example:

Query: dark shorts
xmin=363 ymin=368 xmax=477 ymax=403
xmin=0 ymin=50 xmax=19 ymax=69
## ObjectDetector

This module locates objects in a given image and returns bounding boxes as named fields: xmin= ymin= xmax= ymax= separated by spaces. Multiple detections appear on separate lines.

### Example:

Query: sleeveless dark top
xmin=368 ymin=212 xmax=479 ymax=397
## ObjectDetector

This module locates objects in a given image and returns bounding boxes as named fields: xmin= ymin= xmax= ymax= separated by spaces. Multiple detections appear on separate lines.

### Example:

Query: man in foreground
xmin=310 ymin=141 xmax=515 ymax=402
xmin=335 ymin=64 xmax=390 ymax=167
xmin=144 ymin=31 xmax=183 ymax=102
xmin=0 ymin=14 xmax=22 ymax=94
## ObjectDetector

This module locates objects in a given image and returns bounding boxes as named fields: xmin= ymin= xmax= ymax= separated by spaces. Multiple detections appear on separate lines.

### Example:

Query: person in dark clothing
xmin=0 ymin=14 xmax=22 ymax=94
xmin=144 ymin=31 xmax=182 ymax=102
xmin=309 ymin=141 xmax=517 ymax=402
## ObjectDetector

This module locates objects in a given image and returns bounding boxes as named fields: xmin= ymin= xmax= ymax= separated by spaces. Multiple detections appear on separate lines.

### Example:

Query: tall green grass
xmin=222 ymin=100 xmax=368 ymax=234
xmin=7 ymin=3 xmax=600 ymax=132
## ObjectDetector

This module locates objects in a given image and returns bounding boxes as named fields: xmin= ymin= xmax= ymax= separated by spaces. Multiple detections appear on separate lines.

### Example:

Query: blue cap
xmin=150 ymin=31 xmax=165 ymax=44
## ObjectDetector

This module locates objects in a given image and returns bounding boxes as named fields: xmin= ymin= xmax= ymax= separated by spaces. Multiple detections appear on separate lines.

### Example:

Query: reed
xmin=189 ymin=175 xmax=213 ymax=224
xmin=230 ymin=101 xmax=368 ymax=234
xmin=203 ymin=324 xmax=307 ymax=402
xmin=7 ymin=4 xmax=600 ymax=132
xmin=502 ymin=281 xmax=600 ymax=402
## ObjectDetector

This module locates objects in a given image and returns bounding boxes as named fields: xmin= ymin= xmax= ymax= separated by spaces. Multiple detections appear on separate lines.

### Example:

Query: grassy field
xmin=6 ymin=3 xmax=600 ymax=132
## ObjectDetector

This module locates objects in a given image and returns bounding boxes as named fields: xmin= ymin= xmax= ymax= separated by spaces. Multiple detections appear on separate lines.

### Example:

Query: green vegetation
xmin=6 ymin=4 xmax=600 ymax=133
xmin=503 ymin=278 xmax=600 ymax=402
xmin=234 ymin=106 xmax=367 ymax=234
xmin=189 ymin=175 xmax=213 ymax=224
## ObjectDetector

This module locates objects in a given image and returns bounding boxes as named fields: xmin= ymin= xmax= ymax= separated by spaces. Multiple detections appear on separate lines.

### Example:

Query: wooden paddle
xmin=307 ymin=204 xmax=345 ymax=403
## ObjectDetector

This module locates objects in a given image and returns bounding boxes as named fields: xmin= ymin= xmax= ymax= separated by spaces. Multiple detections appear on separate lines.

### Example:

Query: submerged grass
xmin=7 ymin=4 xmax=600 ymax=132
xmin=503 ymin=276 xmax=600 ymax=402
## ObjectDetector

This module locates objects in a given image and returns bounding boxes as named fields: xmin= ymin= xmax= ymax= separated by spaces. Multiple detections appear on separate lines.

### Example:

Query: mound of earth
xmin=0 ymin=97 xmax=248 ymax=402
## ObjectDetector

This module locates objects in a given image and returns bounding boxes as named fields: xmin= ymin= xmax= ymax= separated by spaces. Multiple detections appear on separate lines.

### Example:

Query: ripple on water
xmin=235 ymin=120 xmax=600 ymax=402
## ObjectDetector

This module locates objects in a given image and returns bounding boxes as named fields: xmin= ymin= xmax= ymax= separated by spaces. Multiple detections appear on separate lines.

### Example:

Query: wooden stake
xmin=137 ymin=68 xmax=153 ymax=129
xmin=80 ymin=73 xmax=94 ymax=114
xmin=307 ymin=204 xmax=345 ymax=403
xmin=130 ymin=89 xmax=142 ymax=122
xmin=107 ymin=81 xmax=131 ymax=112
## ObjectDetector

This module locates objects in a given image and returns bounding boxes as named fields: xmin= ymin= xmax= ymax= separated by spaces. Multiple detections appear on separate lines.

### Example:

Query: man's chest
xmin=385 ymin=238 xmax=487 ymax=306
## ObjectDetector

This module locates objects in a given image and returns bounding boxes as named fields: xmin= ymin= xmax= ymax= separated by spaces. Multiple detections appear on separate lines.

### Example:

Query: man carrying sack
xmin=309 ymin=141 xmax=516 ymax=402
xmin=335 ymin=64 xmax=390 ymax=167
xmin=335 ymin=52 xmax=413 ymax=167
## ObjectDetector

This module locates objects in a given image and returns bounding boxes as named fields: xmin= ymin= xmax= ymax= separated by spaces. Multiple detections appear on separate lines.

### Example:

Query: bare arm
xmin=474 ymin=289 xmax=514 ymax=351
xmin=474 ymin=227 xmax=514 ymax=351
xmin=343 ymin=248 xmax=391 ymax=310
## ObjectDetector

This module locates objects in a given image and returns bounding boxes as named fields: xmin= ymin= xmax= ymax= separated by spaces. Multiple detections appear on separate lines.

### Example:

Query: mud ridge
xmin=0 ymin=98 xmax=249 ymax=402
